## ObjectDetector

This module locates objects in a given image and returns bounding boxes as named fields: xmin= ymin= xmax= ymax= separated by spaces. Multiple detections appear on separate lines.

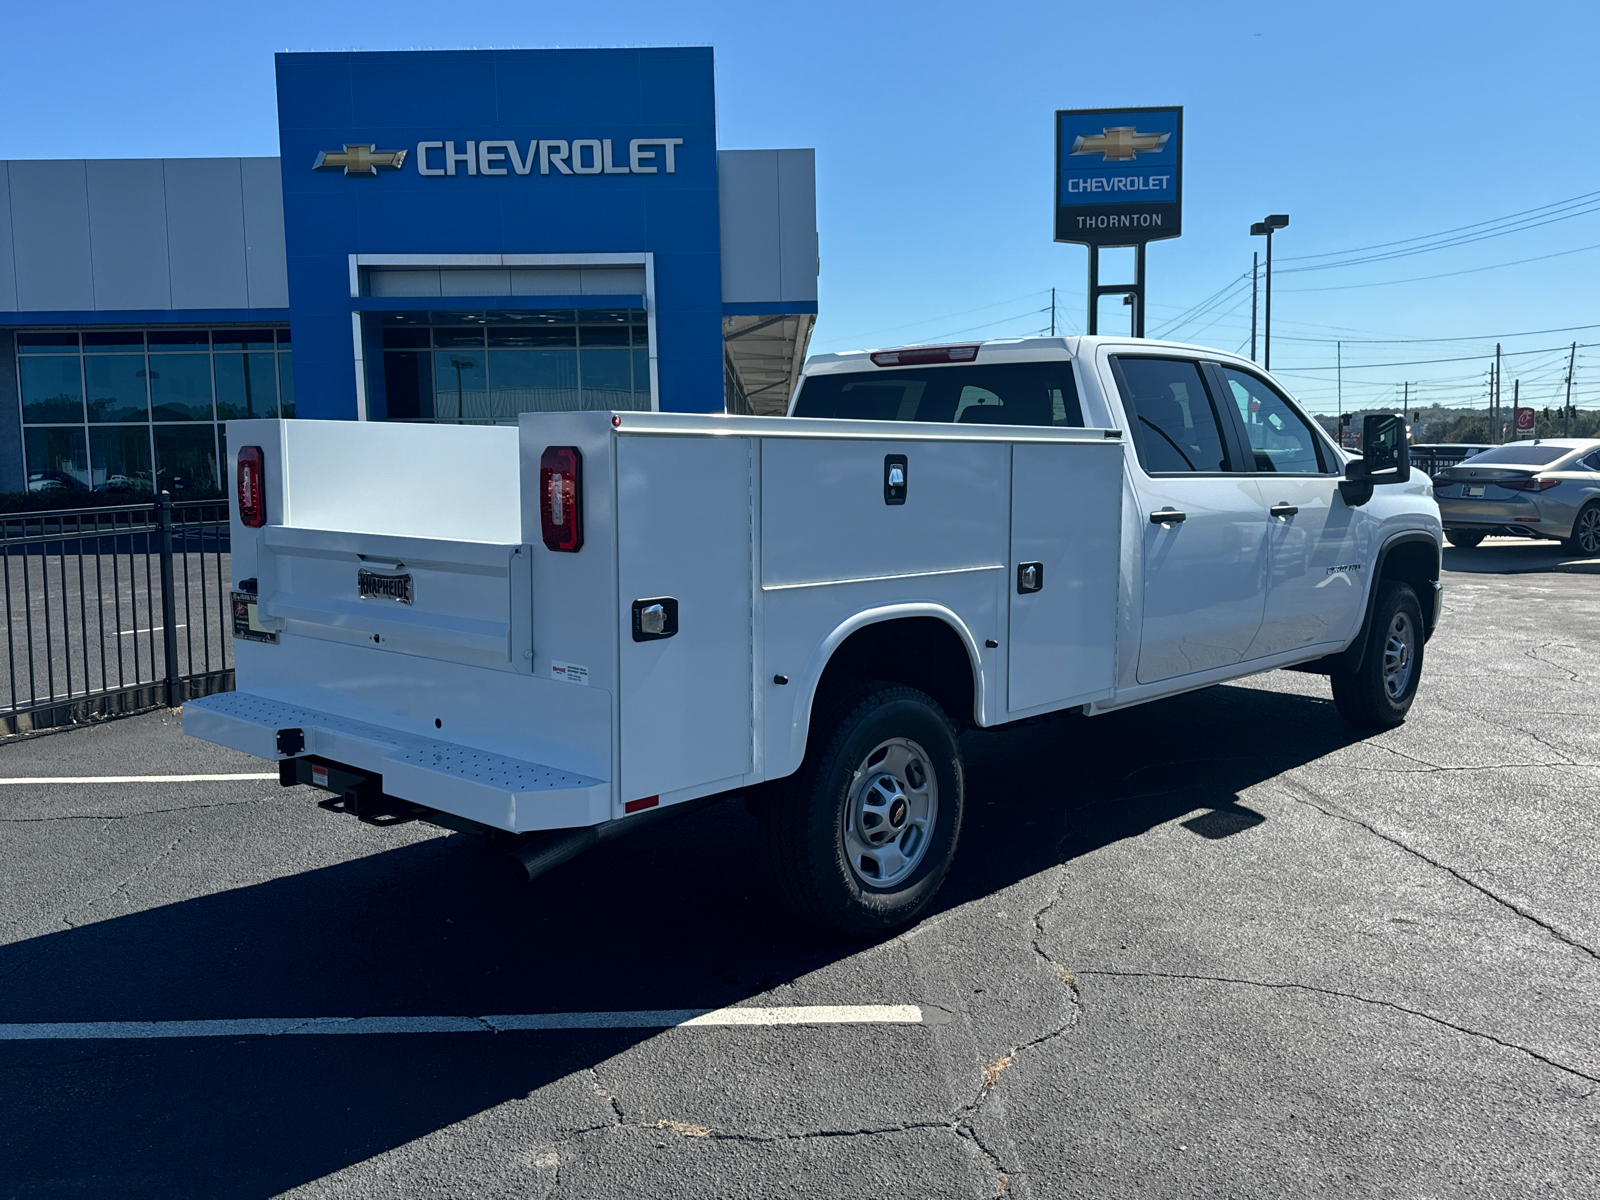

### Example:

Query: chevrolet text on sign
xmin=1054 ymin=106 xmax=1182 ymax=246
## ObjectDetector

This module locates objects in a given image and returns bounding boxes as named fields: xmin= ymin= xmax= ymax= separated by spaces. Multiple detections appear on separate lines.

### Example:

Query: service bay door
xmin=1007 ymin=441 xmax=1122 ymax=712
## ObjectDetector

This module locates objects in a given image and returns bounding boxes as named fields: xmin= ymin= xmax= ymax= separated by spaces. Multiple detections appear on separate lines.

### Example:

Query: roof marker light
xmin=870 ymin=344 xmax=980 ymax=368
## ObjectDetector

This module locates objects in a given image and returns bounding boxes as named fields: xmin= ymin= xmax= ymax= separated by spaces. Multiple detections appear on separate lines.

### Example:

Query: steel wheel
xmin=842 ymin=737 xmax=938 ymax=889
xmin=1382 ymin=610 xmax=1415 ymax=700
xmin=1575 ymin=507 xmax=1600 ymax=556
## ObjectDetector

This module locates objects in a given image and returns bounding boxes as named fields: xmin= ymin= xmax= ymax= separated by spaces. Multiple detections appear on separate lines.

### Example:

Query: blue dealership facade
xmin=0 ymin=47 xmax=817 ymax=495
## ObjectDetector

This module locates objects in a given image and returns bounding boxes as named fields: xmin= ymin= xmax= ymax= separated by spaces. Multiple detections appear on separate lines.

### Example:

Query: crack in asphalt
xmin=1279 ymin=777 xmax=1600 ymax=965
xmin=0 ymin=825 xmax=196 ymax=982
xmin=581 ymin=1031 xmax=1016 ymax=1193
xmin=1076 ymin=967 xmax=1600 ymax=1085
xmin=1523 ymin=642 xmax=1584 ymax=685
xmin=0 ymin=798 xmax=270 ymax=824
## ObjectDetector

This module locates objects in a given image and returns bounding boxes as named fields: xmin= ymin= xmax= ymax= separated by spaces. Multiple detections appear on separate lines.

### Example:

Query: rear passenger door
xmin=1210 ymin=365 xmax=1368 ymax=657
xmin=1108 ymin=355 xmax=1269 ymax=685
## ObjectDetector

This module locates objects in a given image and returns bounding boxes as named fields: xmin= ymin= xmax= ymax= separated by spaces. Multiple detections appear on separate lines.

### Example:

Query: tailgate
xmin=259 ymin=526 xmax=532 ymax=671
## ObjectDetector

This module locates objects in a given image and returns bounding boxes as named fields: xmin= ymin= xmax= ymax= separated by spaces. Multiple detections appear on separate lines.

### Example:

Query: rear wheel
xmin=761 ymin=683 xmax=963 ymax=938
xmin=1563 ymin=503 xmax=1600 ymax=556
xmin=1445 ymin=530 xmax=1485 ymax=549
xmin=1331 ymin=581 xmax=1425 ymax=729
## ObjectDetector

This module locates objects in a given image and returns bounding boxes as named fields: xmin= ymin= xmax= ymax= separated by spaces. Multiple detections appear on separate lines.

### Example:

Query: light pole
xmin=1250 ymin=214 xmax=1289 ymax=370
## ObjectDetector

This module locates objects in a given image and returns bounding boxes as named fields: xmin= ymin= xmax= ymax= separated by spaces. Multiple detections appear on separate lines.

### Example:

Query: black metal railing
xmin=1 ymin=495 xmax=233 ymax=734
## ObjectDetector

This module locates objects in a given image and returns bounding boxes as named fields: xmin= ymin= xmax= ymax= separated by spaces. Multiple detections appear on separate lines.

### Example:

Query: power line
xmin=1276 ymin=188 xmax=1600 ymax=264
xmin=1280 ymin=241 xmax=1600 ymax=294
xmin=1277 ymin=197 xmax=1600 ymax=274
xmin=1275 ymin=341 xmax=1595 ymax=373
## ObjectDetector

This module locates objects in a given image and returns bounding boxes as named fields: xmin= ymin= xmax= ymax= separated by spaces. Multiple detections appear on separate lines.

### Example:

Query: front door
xmin=1212 ymin=365 xmax=1368 ymax=657
xmin=1111 ymin=355 xmax=1270 ymax=685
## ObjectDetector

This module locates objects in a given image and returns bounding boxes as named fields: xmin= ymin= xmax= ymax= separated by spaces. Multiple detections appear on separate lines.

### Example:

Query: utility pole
xmin=1050 ymin=288 xmax=1056 ymax=337
xmin=1513 ymin=378 xmax=1519 ymax=439
xmin=1484 ymin=342 xmax=1497 ymax=448
xmin=1565 ymin=341 xmax=1577 ymax=437
xmin=1336 ymin=340 xmax=1342 ymax=428
xmin=1250 ymin=253 xmax=1259 ymax=361
xmin=1403 ymin=381 xmax=1409 ymax=413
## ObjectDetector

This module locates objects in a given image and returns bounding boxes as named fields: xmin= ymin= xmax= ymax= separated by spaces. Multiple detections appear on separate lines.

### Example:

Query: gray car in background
xmin=1432 ymin=439 xmax=1600 ymax=553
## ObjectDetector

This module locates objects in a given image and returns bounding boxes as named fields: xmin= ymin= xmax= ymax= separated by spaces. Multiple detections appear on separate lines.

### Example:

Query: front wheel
xmin=1563 ymin=503 xmax=1600 ymax=557
xmin=761 ymin=683 xmax=964 ymax=938
xmin=1445 ymin=530 xmax=1485 ymax=549
xmin=1331 ymin=581 xmax=1425 ymax=729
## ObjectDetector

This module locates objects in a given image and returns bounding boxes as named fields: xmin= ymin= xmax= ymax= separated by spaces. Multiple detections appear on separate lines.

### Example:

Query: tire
xmin=761 ymin=682 xmax=964 ymax=939
xmin=1331 ymin=581 xmax=1425 ymax=729
xmin=1445 ymin=530 xmax=1485 ymax=549
xmin=1563 ymin=503 xmax=1600 ymax=557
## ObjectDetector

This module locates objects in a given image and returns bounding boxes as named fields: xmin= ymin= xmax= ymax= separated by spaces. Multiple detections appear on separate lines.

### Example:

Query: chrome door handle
xmin=1149 ymin=508 xmax=1187 ymax=525
xmin=1270 ymin=503 xmax=1299 ymax=517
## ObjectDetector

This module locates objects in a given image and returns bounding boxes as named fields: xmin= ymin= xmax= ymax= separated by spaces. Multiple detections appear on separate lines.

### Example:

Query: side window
xmin=1113 ymin=357 xmax=1232 ymax=473
xmin=1221 ymin=368 xmax=1328 ymax=474
xmin=1583 ymin=451 xmax=1600 ymax=472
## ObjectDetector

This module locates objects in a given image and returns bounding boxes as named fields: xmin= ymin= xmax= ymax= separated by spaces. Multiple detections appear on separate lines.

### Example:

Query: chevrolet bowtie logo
xmin=312 ymin=144 xmax=408 ymax=176
xmin=1069 ymin=127 xmax=1170 ymax=162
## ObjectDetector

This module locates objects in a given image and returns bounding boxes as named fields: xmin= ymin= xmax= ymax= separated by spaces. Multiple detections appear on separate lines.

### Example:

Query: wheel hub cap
xmin=1382 ymin=611 xmax=1415 ymax=700
xmin=844 ymin=738 xmax=938 ymax=888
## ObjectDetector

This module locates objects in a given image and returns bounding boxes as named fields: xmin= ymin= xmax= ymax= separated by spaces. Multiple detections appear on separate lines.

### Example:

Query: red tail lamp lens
xmin=237 ymin=446 xmax=265 ymax=528
xmin=1495 ymin=478 xmax=1560 ymax=491
xmin=540 ymin=446 xmax=584 ymax=552
xmin=870 ymin=344 xmax=980 ymax=367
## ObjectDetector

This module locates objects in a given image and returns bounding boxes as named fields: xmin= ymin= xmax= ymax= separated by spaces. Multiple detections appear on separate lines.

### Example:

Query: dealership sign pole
xmin=1055 ymin=106 xmax=1183 ymax=337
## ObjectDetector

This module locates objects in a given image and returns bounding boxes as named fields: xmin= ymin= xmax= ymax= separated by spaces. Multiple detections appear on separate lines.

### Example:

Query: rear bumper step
xmin=183 ymin=691 xmax=608 ymax=833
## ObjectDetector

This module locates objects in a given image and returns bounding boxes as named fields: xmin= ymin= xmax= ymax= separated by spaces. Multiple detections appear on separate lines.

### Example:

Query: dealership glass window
xmin=19 ymin=354 xmax=85 ymax=424
xmin=85 ymin=355 xmax=150 ymax=423
xmin=25 ymin=427 xmax=90 ymax=493
xmin=374 ymin=309 xmax=650 ymax=423
xmin=154 ymin=425 xmax=219 ymax=494
xmin=14 ymin=326 xmax=291 ymax=495
xmin=90 ymin=426 xmax=155 ymax=492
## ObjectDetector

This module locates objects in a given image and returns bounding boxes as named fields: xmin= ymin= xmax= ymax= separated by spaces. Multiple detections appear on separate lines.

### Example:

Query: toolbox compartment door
xmin=615 ymin=435 xmax=754 ymax=804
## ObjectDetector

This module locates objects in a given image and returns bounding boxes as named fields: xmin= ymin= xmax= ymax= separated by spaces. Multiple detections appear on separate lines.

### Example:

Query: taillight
xmin=540 ymin=445 xmax=583 ymax=552
xmin=870 ymin=344 xmax=979 ymax=367
xmin=1495 ymin=478 xmax=1560 ymax=491
xmin=237 ymin=446 xmax=265 ymax=527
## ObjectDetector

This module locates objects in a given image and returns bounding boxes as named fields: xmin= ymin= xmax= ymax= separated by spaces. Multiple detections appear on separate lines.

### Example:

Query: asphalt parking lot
xmin=3 ymin=537 xmax=1597 ymax=1199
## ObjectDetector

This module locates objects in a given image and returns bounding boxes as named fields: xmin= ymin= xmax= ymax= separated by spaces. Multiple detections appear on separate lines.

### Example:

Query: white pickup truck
xmin=185 ymin=335 xmax=1442 ymax=936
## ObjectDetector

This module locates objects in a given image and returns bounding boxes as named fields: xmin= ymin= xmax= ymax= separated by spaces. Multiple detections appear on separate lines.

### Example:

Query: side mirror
xmin=1339 ymin=413 xmax=1409 ymax=507
xmin=1361 ymin=412 xmax=1411 ymax=484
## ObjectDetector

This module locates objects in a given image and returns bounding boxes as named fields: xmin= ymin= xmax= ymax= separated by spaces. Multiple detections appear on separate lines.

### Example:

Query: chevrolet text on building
xmin=416 ymin=138 xmax=684 ymax=176
xmin=314 ymin=139 xmax=686 ymax=177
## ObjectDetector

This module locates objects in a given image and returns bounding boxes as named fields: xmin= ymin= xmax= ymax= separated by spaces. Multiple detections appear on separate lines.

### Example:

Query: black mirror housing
xmin=1338 ymin=413 xmax=1409 ymax=507
xmin=1359 ymin=413 xmax=1411 ymax=484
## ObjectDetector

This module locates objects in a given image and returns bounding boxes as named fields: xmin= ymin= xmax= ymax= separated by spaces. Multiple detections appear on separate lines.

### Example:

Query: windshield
xmin=1459 ymin=443 xmax=1571 ymax=466
xmin=792 ymin=361 xmax=1082 ymax=427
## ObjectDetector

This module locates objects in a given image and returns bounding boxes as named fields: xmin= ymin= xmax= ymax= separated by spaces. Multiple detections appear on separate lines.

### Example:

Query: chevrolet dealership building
xmin=0 ymin=47 xmax=818 ymax=495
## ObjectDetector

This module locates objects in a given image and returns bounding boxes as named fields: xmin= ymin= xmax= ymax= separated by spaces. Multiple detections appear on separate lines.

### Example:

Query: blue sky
xmin=4 ymin=0 xmax=1598 ymax=415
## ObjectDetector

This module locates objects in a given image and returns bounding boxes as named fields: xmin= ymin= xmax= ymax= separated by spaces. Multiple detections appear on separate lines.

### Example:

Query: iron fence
xmin=1 ymin=496 xmax=233 ymax=734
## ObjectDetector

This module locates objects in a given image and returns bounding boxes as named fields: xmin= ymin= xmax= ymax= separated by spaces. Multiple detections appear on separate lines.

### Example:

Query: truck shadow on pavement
xmin=0 ymin=681 xmax=1371 ymax=1198
xmin=1441 ymin=539 xmax=1600 ymax=575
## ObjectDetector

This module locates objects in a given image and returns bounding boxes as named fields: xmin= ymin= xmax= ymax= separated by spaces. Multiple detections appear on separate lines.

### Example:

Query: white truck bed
xmin=186 ymin=411 xmax=1124 ymax=832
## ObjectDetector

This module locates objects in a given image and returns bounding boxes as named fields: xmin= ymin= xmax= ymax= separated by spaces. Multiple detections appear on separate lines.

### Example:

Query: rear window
xmin=792 ymin=361 xmax=1082 ymax=427
xmin=1459 ymin=444 xmax=1571 ymax=466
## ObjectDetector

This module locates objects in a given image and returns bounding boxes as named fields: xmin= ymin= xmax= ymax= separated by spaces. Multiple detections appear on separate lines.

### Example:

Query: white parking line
xmin=0 ymin=1006 xmax=928 ymax=1040
xmin=0 ymin=773 xmax=278 ymax=785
